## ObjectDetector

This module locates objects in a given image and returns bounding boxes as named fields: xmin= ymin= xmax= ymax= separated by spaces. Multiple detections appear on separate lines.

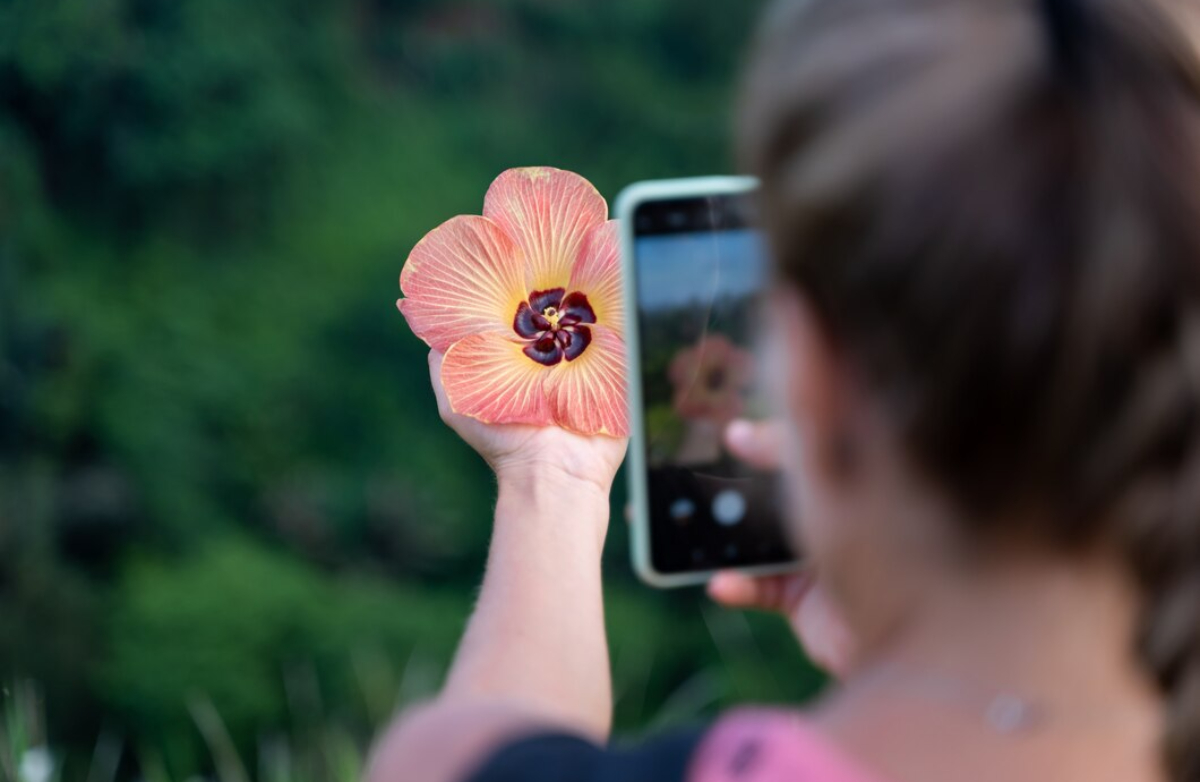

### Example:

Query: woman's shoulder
xmin=691 ymin=708 xmax=891 ymax=782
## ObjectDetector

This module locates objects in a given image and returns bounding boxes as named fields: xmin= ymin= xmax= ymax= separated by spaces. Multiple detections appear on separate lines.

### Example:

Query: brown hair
xmin=741 ymin=0 xmax=1200 ymax=779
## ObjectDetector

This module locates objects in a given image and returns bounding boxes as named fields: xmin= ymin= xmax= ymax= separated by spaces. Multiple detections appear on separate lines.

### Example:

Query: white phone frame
xmin=616 ymin=176 xmax=801 ymax=588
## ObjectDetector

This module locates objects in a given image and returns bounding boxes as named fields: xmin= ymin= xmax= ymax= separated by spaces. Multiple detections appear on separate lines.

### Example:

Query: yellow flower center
xmin=542 ymin=306 xmax=562 ymax=330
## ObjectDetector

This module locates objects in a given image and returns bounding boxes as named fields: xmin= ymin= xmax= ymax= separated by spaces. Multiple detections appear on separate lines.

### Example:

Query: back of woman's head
xmin=741 ymin=0 xmax=1200 ymax=778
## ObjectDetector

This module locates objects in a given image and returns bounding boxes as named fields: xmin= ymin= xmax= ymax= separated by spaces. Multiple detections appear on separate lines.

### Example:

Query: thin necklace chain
xmin=847 ymin=660 xmax=1150 ymax=735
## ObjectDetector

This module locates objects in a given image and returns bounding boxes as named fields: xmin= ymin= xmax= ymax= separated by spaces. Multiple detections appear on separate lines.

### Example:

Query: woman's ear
xmin=768 ymin=289 xmax=856 ymax=476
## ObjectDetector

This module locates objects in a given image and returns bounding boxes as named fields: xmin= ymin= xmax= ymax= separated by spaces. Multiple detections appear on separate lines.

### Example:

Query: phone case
xmin=616 ymin=176 xmax=802 ymax=588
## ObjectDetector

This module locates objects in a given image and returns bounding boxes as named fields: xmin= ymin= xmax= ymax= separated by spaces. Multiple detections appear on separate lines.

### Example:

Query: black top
xmin=462 ymin=727 xmax=706 ymax=782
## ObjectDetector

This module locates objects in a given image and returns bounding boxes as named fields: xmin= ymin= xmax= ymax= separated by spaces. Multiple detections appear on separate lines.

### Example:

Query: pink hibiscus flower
xmin=397 ymin=167 xmax=629 ymax=437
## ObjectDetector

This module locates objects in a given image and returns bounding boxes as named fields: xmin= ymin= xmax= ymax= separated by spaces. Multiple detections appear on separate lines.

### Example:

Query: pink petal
xmin=568 ymin=220 xmax=624 ymax=336
xmin=483 ymin=167 xmax=608 ymax=292
xmin=399 ymin=215 xmax=527 ymax=352
xmin=544 ymin=324 xmax=629 ymax=436
xmin=441 ymin=331 xmax=555 ymax=426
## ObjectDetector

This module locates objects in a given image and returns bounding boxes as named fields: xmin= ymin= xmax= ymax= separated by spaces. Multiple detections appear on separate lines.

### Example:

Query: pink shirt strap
xmin=689 ymin=709 xmax=889 ymax=782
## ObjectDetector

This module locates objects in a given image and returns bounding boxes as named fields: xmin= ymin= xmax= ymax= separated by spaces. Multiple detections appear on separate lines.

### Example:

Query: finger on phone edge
xmin=724 ymin=419 xmax=784 ymax=469
xmin=708 ymin=570 xmax=775 ymax=608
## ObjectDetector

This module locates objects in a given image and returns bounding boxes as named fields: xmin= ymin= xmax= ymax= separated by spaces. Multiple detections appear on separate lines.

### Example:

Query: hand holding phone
xmin=703 ymin=419 xmax=852 ymax=674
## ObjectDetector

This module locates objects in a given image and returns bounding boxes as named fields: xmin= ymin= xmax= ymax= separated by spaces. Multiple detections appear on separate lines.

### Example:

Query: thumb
xmin=427 ymin=350 xmax=453 ymax=423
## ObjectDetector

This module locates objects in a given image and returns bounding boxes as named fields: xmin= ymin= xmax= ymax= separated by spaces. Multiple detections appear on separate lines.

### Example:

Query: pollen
xmin=543 ymin=306 xmax=561 ymax=329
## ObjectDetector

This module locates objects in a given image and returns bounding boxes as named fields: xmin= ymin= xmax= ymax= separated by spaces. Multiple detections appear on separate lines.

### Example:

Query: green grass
xmin=5 ymin=591 xmax=823 ymax=782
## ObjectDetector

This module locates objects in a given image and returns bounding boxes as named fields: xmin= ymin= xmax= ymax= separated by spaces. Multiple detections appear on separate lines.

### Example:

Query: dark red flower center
xmin=513 ymin=288 xmax=596 ymax=366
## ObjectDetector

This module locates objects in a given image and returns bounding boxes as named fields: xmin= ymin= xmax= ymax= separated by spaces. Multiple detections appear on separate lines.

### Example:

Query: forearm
xmin=440 ymin=466 xmax=614 ymax=738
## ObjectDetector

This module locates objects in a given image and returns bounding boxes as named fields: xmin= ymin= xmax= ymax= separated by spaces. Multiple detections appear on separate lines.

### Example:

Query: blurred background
xmin=0 ymin=1 xmax=823 ymax=779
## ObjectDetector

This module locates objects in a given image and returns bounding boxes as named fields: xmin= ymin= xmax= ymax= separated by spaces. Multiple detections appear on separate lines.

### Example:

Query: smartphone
xmin=617 ymin=176 xmax=799 ymax=588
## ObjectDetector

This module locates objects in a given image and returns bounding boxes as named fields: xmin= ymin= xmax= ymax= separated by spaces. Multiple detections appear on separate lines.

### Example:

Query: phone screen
xmin=631 ymin=193 xmax=795 ymax=576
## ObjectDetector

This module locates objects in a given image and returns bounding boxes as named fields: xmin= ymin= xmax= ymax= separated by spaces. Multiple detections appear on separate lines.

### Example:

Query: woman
xmin=368 ymin=0 xmax=1200 ymax=780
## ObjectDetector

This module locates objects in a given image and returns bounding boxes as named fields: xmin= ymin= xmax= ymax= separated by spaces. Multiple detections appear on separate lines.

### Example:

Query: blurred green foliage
xmin=0 ymin=0 xmax=823 ymax=778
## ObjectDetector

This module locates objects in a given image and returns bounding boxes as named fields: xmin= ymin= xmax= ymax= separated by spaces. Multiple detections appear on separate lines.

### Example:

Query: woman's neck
xmin=868 ymin=550 xmax=1158 ymax=709
xmin=818 ymin=548 xmax=1165 ymax=782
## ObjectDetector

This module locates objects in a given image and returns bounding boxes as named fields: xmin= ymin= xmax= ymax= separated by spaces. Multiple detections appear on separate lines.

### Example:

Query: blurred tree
xmin=0 ymin=1 xmax=825 ymax=779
